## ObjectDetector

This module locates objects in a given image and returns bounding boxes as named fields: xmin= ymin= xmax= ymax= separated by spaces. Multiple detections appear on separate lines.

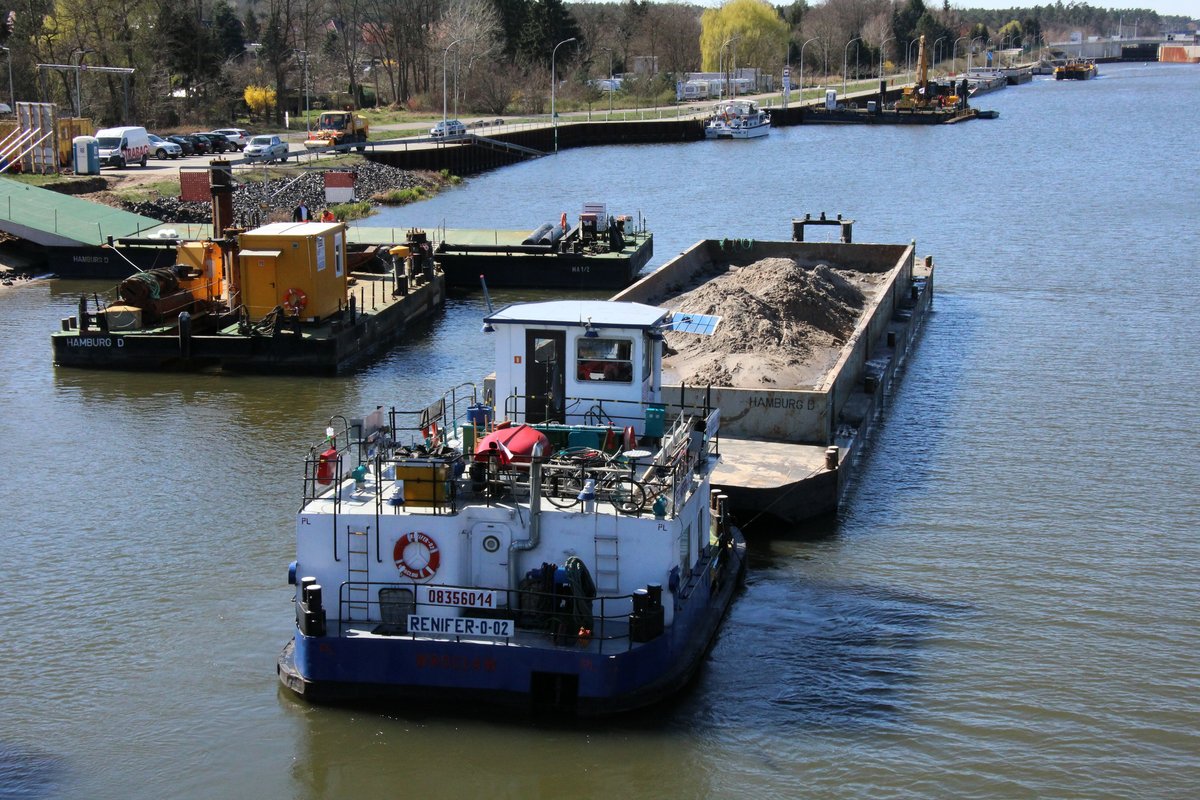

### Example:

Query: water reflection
xmin=0 ymin=743 xmax=64 ymax=800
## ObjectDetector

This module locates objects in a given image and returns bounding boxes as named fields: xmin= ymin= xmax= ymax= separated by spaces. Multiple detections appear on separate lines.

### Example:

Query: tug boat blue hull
xmin=279 ymin=533 xmax=745 ymax=715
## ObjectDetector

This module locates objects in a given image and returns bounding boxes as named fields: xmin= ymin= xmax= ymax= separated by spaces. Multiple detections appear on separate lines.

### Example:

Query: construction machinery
xmin=896 ymin=35 xmax=963 ymax=110
xmin=303 ymin=111 xmax=369 ymax=151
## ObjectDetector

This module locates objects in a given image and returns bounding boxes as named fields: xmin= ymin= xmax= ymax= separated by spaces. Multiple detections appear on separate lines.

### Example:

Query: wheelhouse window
xmin=577 ymin=337 xmax=634 ymax=383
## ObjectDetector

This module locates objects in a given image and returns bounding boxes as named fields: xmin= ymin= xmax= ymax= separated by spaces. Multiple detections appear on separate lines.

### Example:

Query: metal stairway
xmin=465 ymin=134 xmax=546 ymax=159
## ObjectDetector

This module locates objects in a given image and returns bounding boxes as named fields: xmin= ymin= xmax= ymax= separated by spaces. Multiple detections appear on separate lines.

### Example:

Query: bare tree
xmin=360 ymin=0 xmax=437 ymax=106
xmin=326 ymin=0 xmax=368 ymax=107
xmin=434 ymin=0 xmax=502 ymax=114
xmin=652 ymin=3 xmax=702 ymax=76
xmin=863 ymin=10 xmax=892 ymax=70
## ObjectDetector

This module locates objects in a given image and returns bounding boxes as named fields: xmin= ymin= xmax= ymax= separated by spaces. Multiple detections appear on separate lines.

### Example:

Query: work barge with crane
xmin=50 ymin=165 xmax=445 ymax=374
xmin=802 ymin=35 xmax=988 ymax=125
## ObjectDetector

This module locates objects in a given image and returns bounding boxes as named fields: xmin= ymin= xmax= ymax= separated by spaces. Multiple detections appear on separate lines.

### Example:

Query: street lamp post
xmin=70 ymin=48 xmax=93 ymax=117
xmin=718 ymin=36 xmax=739 ymax=101
xmin=969 ymin=37 xmax=983 ymax=72
xmin=0 ymin=47 xmax=12 ymax=112
xmin=601 ymin=47 xmax=613 ymax=120
xmin=295 ymin=50 xmax=310 ymax=133
xmin=906 ymin=39 xmax=919 ymax=83
xmin=843 ymin=36 xmax=861 ymax=96
xmin=953 ymin=35 xmax=968 ymax=74
xmin=551 ymin=36 xmax=576 ymax=154
xmin=799 ymin=37 xmax=820 ymax=105
xmin=724 ymin=37 xmax=734 ymax=97
xmin=933 ymin=36 xmax=945 ymax=76
xmin=879 ymin=36 xmax=894 ymax=80
xmin=442 ymin=38 xmax=462 ymax=129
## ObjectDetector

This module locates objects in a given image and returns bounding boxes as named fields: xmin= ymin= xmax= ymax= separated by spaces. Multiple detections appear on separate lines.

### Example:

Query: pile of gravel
xmin=121 ymin=161 xmax=439 ymax=225
xmin=124 ymin=197 xmax=211 ymax=224
xmin=657 ymin=257 xmax=883 ymax=388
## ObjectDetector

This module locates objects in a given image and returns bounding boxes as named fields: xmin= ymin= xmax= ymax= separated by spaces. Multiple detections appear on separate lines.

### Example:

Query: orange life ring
xmin=394 ymin=531 xmax=440 ymax=580
xmin=283 ymin=287 xmax=308 ymax=315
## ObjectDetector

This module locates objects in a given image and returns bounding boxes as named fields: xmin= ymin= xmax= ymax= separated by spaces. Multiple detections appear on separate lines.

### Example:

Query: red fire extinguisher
xmin=316 ymin=446 xmax=338 ymax=485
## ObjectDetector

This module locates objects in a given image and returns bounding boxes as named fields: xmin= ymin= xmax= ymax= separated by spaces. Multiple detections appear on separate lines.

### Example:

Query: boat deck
xmin=51 ymin=271 xmax=445 ymax=374
xmin=0 ymin=178 xmax=163 ymax=247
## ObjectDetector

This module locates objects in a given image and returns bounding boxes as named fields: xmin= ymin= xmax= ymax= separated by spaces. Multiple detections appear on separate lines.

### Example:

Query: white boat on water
xmin=705 ymin=99 xmax=771 ymax=139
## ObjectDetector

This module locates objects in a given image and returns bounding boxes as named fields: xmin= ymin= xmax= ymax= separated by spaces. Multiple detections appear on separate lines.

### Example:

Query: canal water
xmin=2 ymin=62 xmax=1197 ymax=798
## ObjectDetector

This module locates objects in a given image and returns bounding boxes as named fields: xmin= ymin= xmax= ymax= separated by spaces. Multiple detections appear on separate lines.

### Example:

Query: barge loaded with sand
xmin=609 ymin=215 xmax=933 ymax=526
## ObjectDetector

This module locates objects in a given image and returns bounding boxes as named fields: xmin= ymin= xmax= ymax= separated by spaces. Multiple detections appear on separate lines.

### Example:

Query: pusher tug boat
xmin=278 ymin=299 xmax=746 ymax=716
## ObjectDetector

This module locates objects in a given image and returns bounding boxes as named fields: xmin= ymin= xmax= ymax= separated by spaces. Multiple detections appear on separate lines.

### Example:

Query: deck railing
xmin=329 ymin=580 xmax=667 ymax=655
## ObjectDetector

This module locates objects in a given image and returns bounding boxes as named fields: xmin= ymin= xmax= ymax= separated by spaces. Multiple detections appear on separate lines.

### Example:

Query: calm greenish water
xmin=2 ymin=63 xmax=1197 ymax=799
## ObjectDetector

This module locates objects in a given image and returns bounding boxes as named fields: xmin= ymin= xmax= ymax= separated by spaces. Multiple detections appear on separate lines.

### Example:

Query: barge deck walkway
xmin=0 ymin=177 xmax=162 ymax=247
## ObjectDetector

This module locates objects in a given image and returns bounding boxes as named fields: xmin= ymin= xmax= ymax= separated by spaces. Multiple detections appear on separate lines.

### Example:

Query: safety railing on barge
xmin=300 ymin=385 xmax=722 ymax=524
xmin=318 ymin=579 xmax=671 ymax=656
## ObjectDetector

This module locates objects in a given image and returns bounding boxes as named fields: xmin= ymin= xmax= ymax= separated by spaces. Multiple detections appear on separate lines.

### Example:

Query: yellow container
xmin=237 ymin=222 xmax=348 ymax=322
xmin=394 ymin=461 xmax=450 ymax=505
xmin=56 ymin=118 xmax=93 ymax=166
xmin=176 ymin=241 xmax=225 ymax=302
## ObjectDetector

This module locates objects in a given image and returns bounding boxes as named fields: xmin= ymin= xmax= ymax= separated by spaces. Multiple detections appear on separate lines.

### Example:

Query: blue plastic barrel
xmin=467 ymin=403 xmax=493 ymax=427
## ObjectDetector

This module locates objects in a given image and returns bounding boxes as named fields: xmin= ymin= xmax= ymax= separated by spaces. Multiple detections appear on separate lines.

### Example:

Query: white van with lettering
xmin=95 ymin=126 xmax=151 ymax=168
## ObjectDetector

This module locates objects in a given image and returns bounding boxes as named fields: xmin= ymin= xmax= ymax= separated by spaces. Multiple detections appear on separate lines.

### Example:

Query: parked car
xmin=430 ymin=119 xmax=466 ymax=138
xmin=147 ymin=133 xmax=183 ymax=160
xmin=211 ymin=128 xmax=250 ymax=150
xmin=191 ymin=132 xmax=229 ymax=154
xmin=181 ymin=134 xmax=210 ymax=155
xmin=243 ymin=134 xmax=289 ymax=163
xmin=165 ymin=135 xmax=196 ymax=156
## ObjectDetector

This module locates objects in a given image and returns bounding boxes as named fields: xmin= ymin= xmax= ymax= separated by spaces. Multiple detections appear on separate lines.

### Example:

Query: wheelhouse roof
xmin=485 ymin=300 xmax=668 ymax=331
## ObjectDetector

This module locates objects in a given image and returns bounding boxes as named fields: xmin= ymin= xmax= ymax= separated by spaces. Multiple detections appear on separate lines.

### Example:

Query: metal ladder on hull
xmin=346 ymin=528 xmax=371 ymax=622
xmin=594 ymin=534 xmax=620 ymax=594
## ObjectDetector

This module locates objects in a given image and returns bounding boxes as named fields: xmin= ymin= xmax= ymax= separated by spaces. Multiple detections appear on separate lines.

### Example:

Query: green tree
xmin=996 ymin=20 xmax=1022 ymax=47
xmin=213 ymin=0 xmax=245 ymax=60
xmin=699 ymin=0 xmax=788 ymax=73
xmin=258 ymin=3 xmax=292 ymax=124
xmin=891 ymin=0 xmax=926 ymax=48
xmin=242 ymin=7 xmax=260 ymax=43
xmin=516 ymin=0 xmax=581 ymax=67
xmin=1021 ymin=16 xmax=1042 ymax=49
xmin=493 ymin=0 xmax=528 ymax=59
xmin=157 ymin=0 xmax=217 ymax=94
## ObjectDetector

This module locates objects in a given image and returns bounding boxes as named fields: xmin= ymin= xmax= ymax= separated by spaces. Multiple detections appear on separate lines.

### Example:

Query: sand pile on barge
xmin=656 ymin=257 xmax=884 ymax=388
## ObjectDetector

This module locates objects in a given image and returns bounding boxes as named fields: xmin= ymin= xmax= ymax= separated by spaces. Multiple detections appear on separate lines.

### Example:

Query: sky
xmin=682 ymin=0 xmax=1197 ymax=22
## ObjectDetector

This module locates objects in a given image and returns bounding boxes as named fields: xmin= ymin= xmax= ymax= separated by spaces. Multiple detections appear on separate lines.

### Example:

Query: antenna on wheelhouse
xmin=480 ymin=274 xmax=495 ymax=333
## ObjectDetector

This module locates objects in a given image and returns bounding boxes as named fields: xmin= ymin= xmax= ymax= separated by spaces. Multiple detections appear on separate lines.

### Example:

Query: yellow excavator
xmin=895 ymin=35 xmax=962 ymax=110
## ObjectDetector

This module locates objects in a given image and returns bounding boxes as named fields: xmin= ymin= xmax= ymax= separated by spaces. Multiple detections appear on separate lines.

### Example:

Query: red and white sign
xmin=324 ymin=171 xmax=356 ymax=204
